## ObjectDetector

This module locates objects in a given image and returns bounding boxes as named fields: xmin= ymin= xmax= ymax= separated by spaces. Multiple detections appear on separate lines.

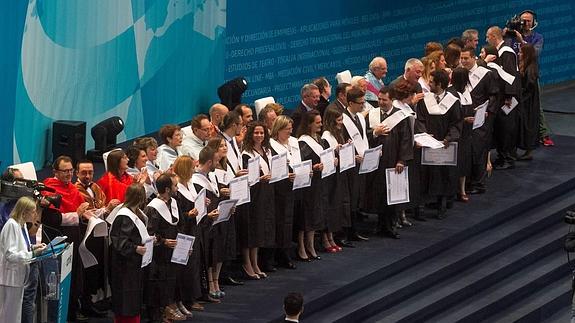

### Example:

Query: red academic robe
xmin=97 ymin=172 xmax=134 ymax=203
xmin=43 ymin=177 xmax=86 ymax=213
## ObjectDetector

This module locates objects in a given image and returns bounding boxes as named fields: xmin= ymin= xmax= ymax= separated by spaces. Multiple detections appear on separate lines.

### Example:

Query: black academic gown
xmin=109 ymin=214 xmax=145 ymax=316
xmin=240 ymin=151 xmax=276 ymax=248
xmin=175 ymin=189 xmax=203 ymax=303
xmin=320 ymin=138 xmax=343 ymax=233
xmin=367 ymin=107 xmax=413 ymax=212
xmin=493 ymin=45 xmax=522 ymax=159
xmin=457 ymin=92 xmax=474 ymax=178
xmin=518 ymin=66 xmax=541 ymax=151
xmin=270 ymin=147 xmax=296 ymax=249
xmin=317 ymin=95 xmax=330 ymax=117
xmin=298 ymin=139 xmax=325 ymax=232
xmin=144 ymin=200 xmax=179 ymax=308
xmin=415 ymin=91 xmax=462 ymax=199
xmin=193 ymin=176 xmax=227 ymax=266
xmin=215 ymin=171 xmax=237 ymax=262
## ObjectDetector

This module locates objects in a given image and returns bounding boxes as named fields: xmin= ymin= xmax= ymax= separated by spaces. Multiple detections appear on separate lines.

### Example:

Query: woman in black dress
xmin=518 ymin=44 xmax=541 ymax=160
xmin=172 ymin=156 xmax=204 ymax=312
xmin=240 ymin=121 xmax=275 ymax=278
xmin=109 ymin=184 xmax=149 ymax=323
xmin=296 ymin=110 xmax=325 ymax=261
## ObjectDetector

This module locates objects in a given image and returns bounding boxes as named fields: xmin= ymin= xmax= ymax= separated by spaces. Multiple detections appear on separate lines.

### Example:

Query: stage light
xmin=217 ymin=77 xmax=248 ymax=110
xmin=87 ymin=116 xmax=124 ymax=161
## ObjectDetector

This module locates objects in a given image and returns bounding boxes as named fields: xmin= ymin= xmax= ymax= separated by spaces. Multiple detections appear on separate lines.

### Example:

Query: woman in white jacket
xmin=0 ymin=196 xmax=46 ymax=322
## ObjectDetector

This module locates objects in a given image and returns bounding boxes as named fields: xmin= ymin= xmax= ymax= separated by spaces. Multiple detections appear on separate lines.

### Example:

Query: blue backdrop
xmin=1 ymin=0 xmax=573 ymax=167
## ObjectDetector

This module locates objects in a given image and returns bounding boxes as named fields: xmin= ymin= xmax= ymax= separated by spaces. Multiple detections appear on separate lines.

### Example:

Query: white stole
xmin=468 ymin=65 xmax=489 ymax=89
xmin=321 ymin=131 xmax=339 ymax=149
xmin=422 ymin=92 xmax=459 ymax=115
xmin=147 ymin=197 xmax=179 ymax=225
xmin=298 ymin=135 xmax=324 ymax=157
xmin=270 ymin=137 xmax=302 ymax=166
xmin=192 ymin=172 xmax=220 ymax=197
xmin=342 ymin=113 xmax=368 ymax=156
xmin=111 ymin=207 xmax=150 ymax=243
xmin=487 ymin=62 xmax=516 ymax=85
xmin=177 ymin=181 xmax=197 ymax=203
xmin=458 ymin=89 xmax=473 ymax=106
xmin=242 ymin=150 xmax=272 ymax=175
xmin=497 ymin=45 xmax=519 ymax=71
xmin=225 ymin=137 xmax=242 ymax=173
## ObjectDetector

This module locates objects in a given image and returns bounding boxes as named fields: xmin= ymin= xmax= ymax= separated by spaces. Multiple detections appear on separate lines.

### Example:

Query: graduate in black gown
xmin=240 ymin=122 xmax=276 ymax=277
xmin=415 ymin=70 xmax=462 ymax=218
xmin=172 ymin=156 xmax=204 ymax=312
xmin=144 ymin=173 xmax=188 ymax=321
xmin=321 ymin=107 xmax=350 ymax=252
xmin=450 ymin=68 xmax=473 ymax=202
xmin=460 ymin=46 xmax=500 ymax=194
xmin=368 ymin=87 xmax=412 ymax=237
xmin=192 ymin=147 xmax=226 ymax=299
xmin=296 ymin=110 xmax=325 ymax=261
xmin=517 ymin=44 xmax=540 ymax=160
xmin=109 ymin=184 xmax=149 ymax=323
xmin=269 ymin=115 xmax=300 ymax=269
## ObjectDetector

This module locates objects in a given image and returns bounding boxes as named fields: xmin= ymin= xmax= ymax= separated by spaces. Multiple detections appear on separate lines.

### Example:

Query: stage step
xmin=303 ymin=186 xmax=575 ymax=323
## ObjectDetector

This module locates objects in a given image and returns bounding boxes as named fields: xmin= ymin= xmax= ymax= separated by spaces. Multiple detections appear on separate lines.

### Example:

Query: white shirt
xmin=0 ymin=218 xmax=32 ymax=287
xmin=179 ymin=132 xmax=206 ymax=160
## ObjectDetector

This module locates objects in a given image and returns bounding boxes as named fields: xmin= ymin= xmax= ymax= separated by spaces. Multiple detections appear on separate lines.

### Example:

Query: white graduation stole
xmin=192 ymin=172 xmax=220 ymax=197
xmin=368 ymin=108 xmax=381 ymax=129
xmin=497 ymin=45 xmax=519 ymax=71
xmin=468 ymin=65 xmax=489 ymax=89
xmin=112 ymin=207 xmax=150 ymax=242
xmin=487 ymin=62 xmax=516 ymax=85
xmin=147 ymin=197 xmax=179 ymax=225
xmin=242 ymin=149 xmax=272 ymax=175
xmin=298 ymin=135 xmax=325 ymax=157
xmin=270 ymin=137 xmax=302 ymax=166
xmin=177 ymin=181 xmax=197 ymax=203
xmin=393 ymin=100 xmax=416 ymax=141
xmin=225 ymin=137 xmax=242 ymax=173
xmin=342 ymin=113 xmax=368 ymax=156
xmin=422 ymin=92 xmax=458 ymax=115
xmin=458 ymin=89 xmax=473 ymax=106
xmin=321 ymin=131 xmax=339 ymax=149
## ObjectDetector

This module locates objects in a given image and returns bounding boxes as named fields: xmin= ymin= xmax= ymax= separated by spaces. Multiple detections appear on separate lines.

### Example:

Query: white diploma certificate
xmin=501 ymin=97 xmax=518 ymax=115
xmin=473 ymin=100 xmax=489 ymax=130
xmin=195 ymin=188 xmax=207 ymax=225
xmin=386 ymin=167 xmax=410 ymax=205
xmin=292 ymin=160 xmax=312 ymax=190
xmin=247 ymin=155 xmax=260 ymax=186
xmin=359 ymin=145 xmax=382 ymax=174
xmin=269 ymin=152 xmax=289 ymax=183
xmin=141 ymin=237 xmax=154 ymax=268
xmin=213 ymin=199 xmax=238 ymax=225
xmin=421 ymin=142 xmax=458 ymax=166
xmin=339 ymin=143 xmax=355 ymax=173
xmin=229 ymin=175 xmax=250 ymax=206
xmin=414 ymin=133 xmax=445 ymax=149
xmin=171 ymin=233 xmax=195 ymax=265
xmin=320 ymin=147 xmax=336 ymax=178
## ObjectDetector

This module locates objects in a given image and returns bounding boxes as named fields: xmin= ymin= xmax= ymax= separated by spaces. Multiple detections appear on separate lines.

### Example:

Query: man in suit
xmin=291 ymin=83 xmax=321 ymax=132
xmin=388 ymin=58 xmax=425 ymax=106
xmin=325 ymin=82 xmax=351 ymax=115
xmin=284 ymin=292 xmax=304 ymax=322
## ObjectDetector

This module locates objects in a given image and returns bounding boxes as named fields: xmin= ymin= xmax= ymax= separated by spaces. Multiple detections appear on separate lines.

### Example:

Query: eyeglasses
xmin=56 ymin=168 xmax=74 ymax=174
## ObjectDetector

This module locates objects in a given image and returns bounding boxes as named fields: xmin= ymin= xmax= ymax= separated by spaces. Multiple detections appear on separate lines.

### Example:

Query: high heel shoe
xmin=255 ymin=271 xmax=268 ymax=278
xmin=241 ymin=266 xmax=261 ymax=280
xmin=457 ymin=193 xmax=470 ymax=203
xmin=306 ymin=249 xmax=321 ymax=260
xmin=295 ymin=253 xmax=311 ymax=262
xmin=177 ymin=301 xmax=193 ymax=318
xmin=333 ymin=245 xmax=343 ymax=252
xmin=323 ymin=246 xmax=338 ymax=253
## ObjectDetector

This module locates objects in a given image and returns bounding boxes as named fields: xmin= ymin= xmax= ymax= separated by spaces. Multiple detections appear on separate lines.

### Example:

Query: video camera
xmin=0 ymin=179 xmax=62 ymax=208
xmin=505 ymin=15 xmax=526 ymax=35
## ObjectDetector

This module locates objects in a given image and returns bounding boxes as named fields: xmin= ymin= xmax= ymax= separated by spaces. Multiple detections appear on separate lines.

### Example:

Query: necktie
xmin=435 ymin=95 xmax=441 ymax=103
xmin=354 ymin=114 xmax=364 ymax=138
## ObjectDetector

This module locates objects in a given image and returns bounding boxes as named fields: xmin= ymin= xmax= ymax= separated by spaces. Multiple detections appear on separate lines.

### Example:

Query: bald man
xmin=486 ymin=26 xmax=521 ymax=170
xmin=209 ymin=103 xmax=229 ymax=138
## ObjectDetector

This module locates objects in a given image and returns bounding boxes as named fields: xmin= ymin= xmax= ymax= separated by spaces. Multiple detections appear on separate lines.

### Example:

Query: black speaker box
xmin=52 ymin=120 xmax=86 ymax=164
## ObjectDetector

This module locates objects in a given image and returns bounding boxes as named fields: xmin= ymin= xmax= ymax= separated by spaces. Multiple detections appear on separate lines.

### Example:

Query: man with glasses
xmin=180 ymin=114 xmax=212 ymax=160
xmin=43 ymin=155 xmax=92 ymax=321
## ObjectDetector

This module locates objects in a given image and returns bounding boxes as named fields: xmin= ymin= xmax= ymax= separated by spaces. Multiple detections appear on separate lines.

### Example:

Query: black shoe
xmin=69 ymin=312 xmax=90 ymax=322
xmin=295 ymin=254 xmax=311 ymax=262
xmin=349 ymin=233 xmax=369 ymax=241
xmin=221 ymin=276 xmax=244 ymax=286
xmin=81 ymin=303 xmax=107 ymax=317
xmin=383 ymin=230 xmax=400 ymax=239
xmin=336 ymin=239 xmax=355 ymax=248
xmin=261 ymin=265 xmax=277 ymax=273
xmin=278 ymin=262 xmax=297 ymax=270
xmin=494 ymin=161 xmax=514 ymax=170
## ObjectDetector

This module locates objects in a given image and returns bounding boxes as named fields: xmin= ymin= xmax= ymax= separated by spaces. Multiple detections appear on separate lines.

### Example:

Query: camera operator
xmin=0 ymin=168 xmax=24 ymax=231
xmin=504 ymin=10 xmax=543 ymax=56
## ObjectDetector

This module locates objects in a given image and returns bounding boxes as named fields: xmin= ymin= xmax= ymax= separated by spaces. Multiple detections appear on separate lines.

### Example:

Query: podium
xmin=35 ymin=243 xmax=74 ymax=323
